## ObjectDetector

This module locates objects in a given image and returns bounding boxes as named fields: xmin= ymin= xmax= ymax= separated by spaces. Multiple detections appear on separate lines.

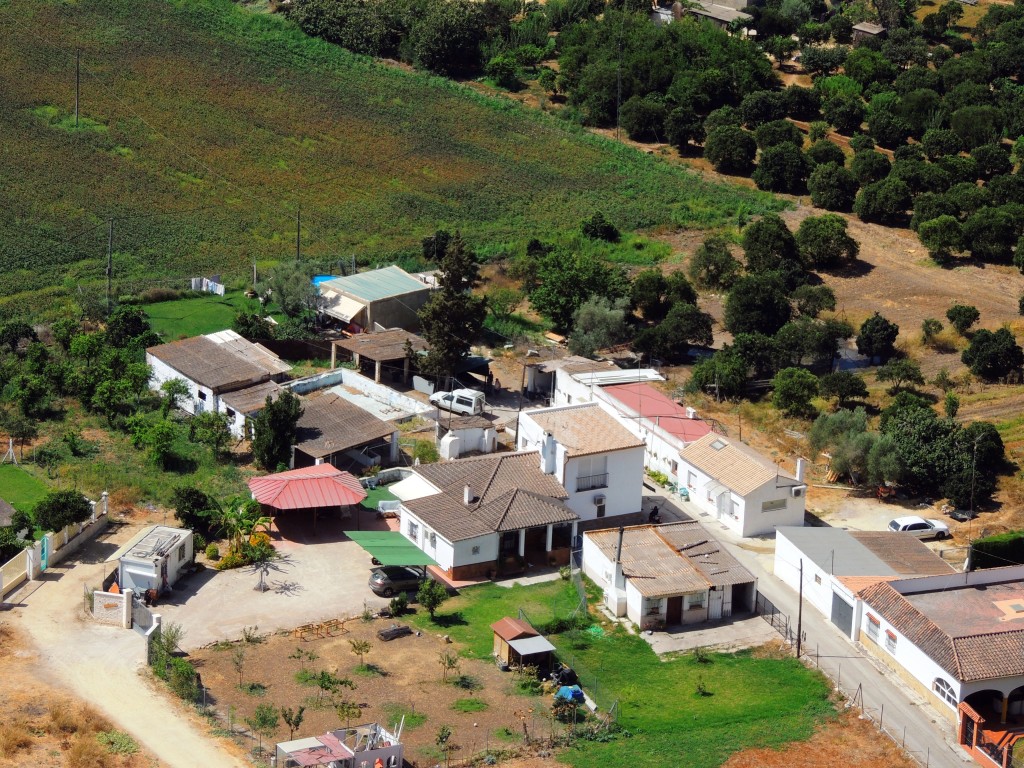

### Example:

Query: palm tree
xmin=219 ymin=497 xmax=272 ymax=554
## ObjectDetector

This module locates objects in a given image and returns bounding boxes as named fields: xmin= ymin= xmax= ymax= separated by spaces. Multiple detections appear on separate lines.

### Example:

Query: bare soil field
xmin=0 ymin=623 xmax=155 ymax=768
xmin=722 ymin=710 xmax=917 ymax=768
xmin=191 ymin=615 xmax=557 ymax=767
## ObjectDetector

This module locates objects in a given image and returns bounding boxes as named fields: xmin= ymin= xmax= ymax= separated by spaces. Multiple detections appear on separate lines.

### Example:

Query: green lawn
xmin=360 ymin=485 xmax=397 ymax=511
xmin=413 ymin=580 xmax=834 ymax=768
xmin=0 ymin=464 xmax=50 ymax=513
xmin=410 ymin=579 xmax=583 ymax=659
xmin=144 ymin=292 xmax=280 ymax=340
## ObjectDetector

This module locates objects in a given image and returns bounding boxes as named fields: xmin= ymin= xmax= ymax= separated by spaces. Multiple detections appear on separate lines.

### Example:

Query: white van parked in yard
xmin=430 ymin=388 xmax=485 ymax=416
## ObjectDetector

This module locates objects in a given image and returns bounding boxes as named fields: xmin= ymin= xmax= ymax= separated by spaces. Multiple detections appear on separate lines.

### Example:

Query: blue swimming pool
xmin=312 ymin=275 xmax=339 ymax=287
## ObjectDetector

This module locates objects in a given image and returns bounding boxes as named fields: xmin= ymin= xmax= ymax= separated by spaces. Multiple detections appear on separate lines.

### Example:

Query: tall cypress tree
xmin=418 ymin=232 xmax=486 ymax=383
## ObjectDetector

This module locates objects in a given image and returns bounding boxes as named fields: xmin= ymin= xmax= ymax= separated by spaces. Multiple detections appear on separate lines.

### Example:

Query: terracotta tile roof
xmin=491 ymin=617 xmax=538 ymax=642
xmin=859 ymin=578 xmax=1024 ymax=682
xmin=414 ymin=452 xmax=567 ymax=503
xmin=836 ymin=575 xmax=898 ymax=593
xmin=524 ymin=404 xmax=644 ymax=458
xmin=294 ymin=393 xmax=394 ymax=459
xmin=585 ymin=522 xmax=753 ymax=598
xmin=601 ymin=383 xmax=713 ymax=445
xmin=681 ymin=433 xmax=797 ymax=496
xmin=248 ymin=465 xmax=367 ymax=510
xmin=405 ymin=453 xmax=575 ymax=542
xmin=850 ymin=531 xmax=956 ymax=576
xmin=333 ymin=329 xmax=428 ymax=362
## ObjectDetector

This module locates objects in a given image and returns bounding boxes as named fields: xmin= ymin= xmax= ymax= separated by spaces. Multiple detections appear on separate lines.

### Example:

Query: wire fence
xmin=755 ymin=591 xmax=942 ymax=768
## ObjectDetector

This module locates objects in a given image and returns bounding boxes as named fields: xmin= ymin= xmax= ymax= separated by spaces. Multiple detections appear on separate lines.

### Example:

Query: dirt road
xmin=3 ymin=526 xmax=245 ymax=768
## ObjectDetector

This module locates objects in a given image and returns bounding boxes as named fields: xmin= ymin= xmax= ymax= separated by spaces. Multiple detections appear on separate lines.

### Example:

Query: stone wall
xmin=92 ymin=591 xmax=126 ymax=626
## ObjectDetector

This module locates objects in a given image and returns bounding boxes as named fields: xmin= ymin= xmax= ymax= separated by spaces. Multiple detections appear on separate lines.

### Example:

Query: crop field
xmin=0 ymin=0 xmax=781 ymax=320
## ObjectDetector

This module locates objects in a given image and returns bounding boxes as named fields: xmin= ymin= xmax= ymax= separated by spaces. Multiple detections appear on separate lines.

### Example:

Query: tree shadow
xmin=825 ymin=259 xmax=875 ymax=278
xmin=430 ymin=611 xmax=468 ymax=628
xmin=165 ymin=454 xmax=199 ymax=474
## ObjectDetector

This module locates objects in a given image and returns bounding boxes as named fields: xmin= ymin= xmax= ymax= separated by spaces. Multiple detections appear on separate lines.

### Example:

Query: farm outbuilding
xmin=107 ymin=525 xmax=194 ymax=595
xmin=491 ymin=617 xmax=556 ymax=670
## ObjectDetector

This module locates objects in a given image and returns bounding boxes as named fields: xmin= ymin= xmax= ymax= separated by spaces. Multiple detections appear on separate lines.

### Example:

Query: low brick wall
xmin=92 ymin=591 xmax=126 ymax=626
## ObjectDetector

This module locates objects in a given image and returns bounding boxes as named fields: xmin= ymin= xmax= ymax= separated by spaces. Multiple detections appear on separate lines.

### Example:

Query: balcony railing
xmin=576 ymin=473 xmax=609 ymax=492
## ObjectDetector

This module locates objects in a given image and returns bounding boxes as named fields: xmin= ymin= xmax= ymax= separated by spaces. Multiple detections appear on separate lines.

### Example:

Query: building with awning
xmin=344 ymin=530 xmax=438 ymax=568
xmin=247 ymin=465 xmax=367 ymax=533
xmin=318 ymin=266 xmax=433 ymax=332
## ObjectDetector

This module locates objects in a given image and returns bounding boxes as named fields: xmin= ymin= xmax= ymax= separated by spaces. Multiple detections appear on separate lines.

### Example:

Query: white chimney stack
xmin=795 ymin=457 xmax=807 ymax=483
xmin=685 ymin=407 xmax=697 ymax=420
xmin=464 ymin=484 xmax=473 ymax=505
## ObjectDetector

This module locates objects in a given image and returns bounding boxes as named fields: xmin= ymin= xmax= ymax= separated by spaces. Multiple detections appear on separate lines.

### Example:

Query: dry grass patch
xmin=0 ymin=721 xmax=34 ymax=757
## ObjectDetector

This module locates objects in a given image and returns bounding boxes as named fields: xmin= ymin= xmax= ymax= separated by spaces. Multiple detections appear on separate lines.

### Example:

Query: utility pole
xmin=295 ymin=206 xmax=301 ymax=262
xmin=75 ymin=49 xmax=81 ymax=129
xmin=796 ymin=558 xmax=804 ymax=659
xmin=106 ymin=218 xmax=114 ymax=316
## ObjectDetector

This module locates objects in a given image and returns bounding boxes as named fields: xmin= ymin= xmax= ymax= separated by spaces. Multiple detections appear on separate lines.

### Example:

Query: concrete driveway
xmin=157 ymin=510 xmax=391 ymax=650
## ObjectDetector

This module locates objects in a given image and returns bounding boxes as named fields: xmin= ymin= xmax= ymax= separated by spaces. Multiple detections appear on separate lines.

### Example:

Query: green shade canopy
xmin=345 ymin=530 xmax=438 ymax=567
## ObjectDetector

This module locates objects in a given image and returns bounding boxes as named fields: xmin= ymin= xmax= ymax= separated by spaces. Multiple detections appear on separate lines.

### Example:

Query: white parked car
xmin=429 ymin=388 xmax=485 ymax=416
xmin=888 ymin=515 xmax=950 ymax=540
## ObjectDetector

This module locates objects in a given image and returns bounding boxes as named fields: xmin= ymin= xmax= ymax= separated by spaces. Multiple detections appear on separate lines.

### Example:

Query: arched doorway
xmin=965 ymin=689 xmax=1009 ymax=724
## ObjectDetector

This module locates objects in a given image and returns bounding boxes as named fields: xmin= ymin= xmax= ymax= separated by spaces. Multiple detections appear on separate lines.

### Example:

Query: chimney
xmin=615 ymin=526 xmax=625 ymax=564
xmin=540 ymin=432 xmax=557 ymax=475
xmin=795 ymin=457 xmax=807 ymax=483
xmin=685 ymin=407 xmax=697 ymax=420
xmin=463 ymin=484 xmax=473 ymax=505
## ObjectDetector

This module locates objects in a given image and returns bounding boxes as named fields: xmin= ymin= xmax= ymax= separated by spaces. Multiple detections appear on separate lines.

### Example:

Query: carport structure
xmin=248 ymin=465 xmax=367 ymax=534
xmin=344 ymin=530 xmax=437 ymax=568
xmin=330 ymin=329 xmax=428 ymax=384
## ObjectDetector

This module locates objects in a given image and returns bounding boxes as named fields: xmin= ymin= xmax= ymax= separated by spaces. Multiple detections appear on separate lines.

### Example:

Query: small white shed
xmin=109 ymin=525 xmax=194 ymax=594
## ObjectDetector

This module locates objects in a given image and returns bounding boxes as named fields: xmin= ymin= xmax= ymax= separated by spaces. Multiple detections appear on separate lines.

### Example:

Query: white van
xmin=430 ymin=388 xmax=485 ymax=416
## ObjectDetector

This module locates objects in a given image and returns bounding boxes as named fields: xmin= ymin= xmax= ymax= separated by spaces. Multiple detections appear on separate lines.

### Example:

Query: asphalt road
xmin=653 ymin=492 xmax=974 ymax=768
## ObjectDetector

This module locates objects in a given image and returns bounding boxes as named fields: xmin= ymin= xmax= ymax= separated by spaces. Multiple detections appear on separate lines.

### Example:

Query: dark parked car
xmin=369 ymin=566 xmax=425 ymax=597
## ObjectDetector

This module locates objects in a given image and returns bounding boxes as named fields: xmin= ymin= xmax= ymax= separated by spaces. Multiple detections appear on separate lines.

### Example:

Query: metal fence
xmin=754 ymin=590 xmax=938 ymax=768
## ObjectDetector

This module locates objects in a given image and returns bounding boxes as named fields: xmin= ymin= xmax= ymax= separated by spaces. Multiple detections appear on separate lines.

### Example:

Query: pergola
xmin=248 ymin=465 xmax=367 ymax=533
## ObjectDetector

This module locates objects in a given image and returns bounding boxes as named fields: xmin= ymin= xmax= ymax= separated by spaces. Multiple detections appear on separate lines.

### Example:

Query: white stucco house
xmin=516 ymin=403 xmax=645 ymax=521
xmin=582 ymin=522 xmax=755 ymax=631
xmin=392 ymin=452 xmax=580 ymax=581
xmin=523 ymin=356 xmax=664 ymax=407
xmin=146 ymin=329 xmax=291 ymax=437
xmin=598 ymin=382 xmax=715 ymax=481
xmin=678 ymin=433 xmax=806 ymax=537
xmin=844 ymin=565 xmax=1024 ymax=763
xmin=773 ymin=526 xmax=955 ymax=636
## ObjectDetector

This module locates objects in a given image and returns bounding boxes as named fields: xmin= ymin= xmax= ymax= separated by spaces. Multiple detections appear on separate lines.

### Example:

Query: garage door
xmin=830 ymin=593 xmax=854 ymax=636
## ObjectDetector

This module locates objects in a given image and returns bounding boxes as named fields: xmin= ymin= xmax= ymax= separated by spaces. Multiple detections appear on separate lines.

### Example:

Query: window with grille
xmin=408 ymin=521 xmax=419 ymax=538
xmin=933 ymin=678 xmax=957 ymax=707
xmin=885 ymin=630 xmax=897 ymax=653
xmin=866 ymin=614 xmax=880 ymax=641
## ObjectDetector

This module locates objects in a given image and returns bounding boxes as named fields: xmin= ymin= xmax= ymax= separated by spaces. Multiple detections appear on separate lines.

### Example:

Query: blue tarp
xmin=555 ymin=685 xmax=584 ymax=703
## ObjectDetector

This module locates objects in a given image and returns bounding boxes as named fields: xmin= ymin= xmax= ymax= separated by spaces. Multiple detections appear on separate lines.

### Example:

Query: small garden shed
xmin=491 ymin=617 xmax=556 ymax=671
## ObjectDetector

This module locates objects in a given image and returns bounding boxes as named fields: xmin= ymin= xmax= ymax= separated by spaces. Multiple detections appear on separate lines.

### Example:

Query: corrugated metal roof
xmin=570 ymin=369 xmax=665 ymax=387
xmin=681 ymin=433 xmax=797 ymax=497
xmin=585 ymin=522 xmax=753 ymax=598
xmin=321 ymin=266 xmax=429 ymax=303
xmin=147 ymin=331 xmax=289 ymax=392
xmin=333 ymin=329 xmax=428 ymax=362
xmin=524 ymin=404 xmax=644 ymax=458
xmin=294 ymin=392 xmax=394 ymax=459
xmin=220 ymin=380 xmax=283 ymax=414
xmin=601 ymin=383 xmax=712 ymax=445
xmin=491 ymin=617 xmax=537 ymax=642
xmin=248 ymin=465 xmax=367 ymax=510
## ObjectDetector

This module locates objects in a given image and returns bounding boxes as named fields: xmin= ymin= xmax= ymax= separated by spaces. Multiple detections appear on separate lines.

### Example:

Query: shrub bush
xmin=205 ymin=543 xmax=220 ymax=560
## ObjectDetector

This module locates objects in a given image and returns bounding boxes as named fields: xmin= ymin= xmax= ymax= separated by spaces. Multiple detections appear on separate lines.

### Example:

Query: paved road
xmin=7 ymin=526 xmax=245 ymax=768
xmin=651 ymin=491 xmax=973 ymax=768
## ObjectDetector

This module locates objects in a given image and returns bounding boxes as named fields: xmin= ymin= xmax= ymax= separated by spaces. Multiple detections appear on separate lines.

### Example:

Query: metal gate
xmin=132 ymin=597 xmax=154 ymax=635
xmin=830 ymin=593 xmax=854 ymax=636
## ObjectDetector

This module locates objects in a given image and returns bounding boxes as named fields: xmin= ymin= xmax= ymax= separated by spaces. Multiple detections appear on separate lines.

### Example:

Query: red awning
xmin=247 ymin=465 xmax=367 ymax=510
